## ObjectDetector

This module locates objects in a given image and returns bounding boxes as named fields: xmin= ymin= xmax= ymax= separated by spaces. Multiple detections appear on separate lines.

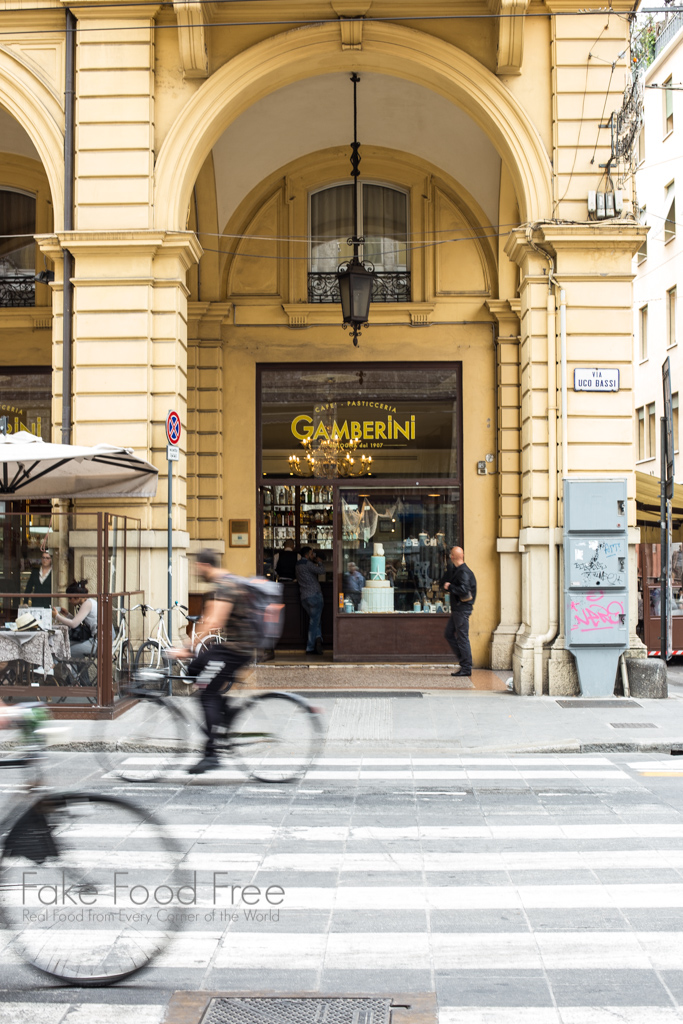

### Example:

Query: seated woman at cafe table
xmin=52 ymin=579 xmax=97 ymax=658
xmin=24 ymin=550 xmax=53 ymax=609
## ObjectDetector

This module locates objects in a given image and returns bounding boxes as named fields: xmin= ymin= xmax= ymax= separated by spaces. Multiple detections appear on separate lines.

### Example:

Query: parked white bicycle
xmin=112 ymin=601 xmax=136 ymax=683
xmin=133 ymin=603 xmax=222 ymax=678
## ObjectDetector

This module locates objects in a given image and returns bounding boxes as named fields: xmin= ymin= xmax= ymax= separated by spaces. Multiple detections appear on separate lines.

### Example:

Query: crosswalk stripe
xmin=440 ymin=1010 xmax=683 ymax=1024
xmin=180 ymin=849 xmax=683 ymax=871
xmin=6 ymin=930 xmax=683 ymax=972
xmin=269 ymin=883 xmax=683 ymax=910
xmin=210 ymin=930 xmax=683 ymax=970
xmin=65 ymin=822 xmax=683 ymax=840
xmin=112 ymin=755 xmax=616 ymax=766
xmin=0 ymin=1006 xmax=165 ymax=1024
xmin=113 ymin=761 xmax=629 ymax=781
xmin=50 ymin=847 xmax=683 ymax=873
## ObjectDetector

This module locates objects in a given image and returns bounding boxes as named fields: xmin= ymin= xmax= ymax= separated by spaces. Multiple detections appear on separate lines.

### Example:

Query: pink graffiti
xmin=570 ymin=591 xmax=624 ymax=633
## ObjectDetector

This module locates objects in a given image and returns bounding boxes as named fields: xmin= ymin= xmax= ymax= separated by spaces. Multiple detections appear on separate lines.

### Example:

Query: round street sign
xmin=166 ymin=411 xmax=181 ymax=446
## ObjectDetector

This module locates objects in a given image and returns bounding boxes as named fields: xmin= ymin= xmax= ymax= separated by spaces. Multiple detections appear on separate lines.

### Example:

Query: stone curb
xmin=33 ymin=739 xmax=683 ymax=755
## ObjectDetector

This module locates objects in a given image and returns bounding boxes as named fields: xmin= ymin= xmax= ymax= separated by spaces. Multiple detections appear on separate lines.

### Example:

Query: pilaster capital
xmin=504 ymin=227 xmax=553 ymax=275
xmin=505 ymin=222 xmax=648 ymax=278
xmin=533 ymin=222 xmax=648 ymax=256
xmin=36 ymin=230 xmax=203 ymax=270
xmin=486 ymin=299 xmax=520 ymax=339
xmin=188 ymin=300 xmax=233 ymax=339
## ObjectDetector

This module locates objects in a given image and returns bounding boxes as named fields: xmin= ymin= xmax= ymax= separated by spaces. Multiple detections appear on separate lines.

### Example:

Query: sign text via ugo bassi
xmin=573 ymin=368 xmax=620 ymax=392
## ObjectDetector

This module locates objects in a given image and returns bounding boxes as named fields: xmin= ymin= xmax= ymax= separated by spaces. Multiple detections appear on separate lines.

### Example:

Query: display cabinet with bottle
xmin=261 ymin=484 xmax=334 ymax=579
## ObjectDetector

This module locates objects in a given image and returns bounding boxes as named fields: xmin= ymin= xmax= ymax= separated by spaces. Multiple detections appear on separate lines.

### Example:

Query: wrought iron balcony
xmin=308 ymin=271 xmax=410 ymax=304
xmin=0 ymin=274 xmax=35 ymax=307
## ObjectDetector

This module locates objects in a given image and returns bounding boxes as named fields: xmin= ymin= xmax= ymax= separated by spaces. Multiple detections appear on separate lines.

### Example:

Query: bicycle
xmin=97 ymin=664 xmax=323 ymax=784
xmin=134 ymin=604 xmax=222 ymax=679
xmin=0 ymin=703 xmax=181 ymax=985
xmin=112 ymin=601 xmax=135 ymax=684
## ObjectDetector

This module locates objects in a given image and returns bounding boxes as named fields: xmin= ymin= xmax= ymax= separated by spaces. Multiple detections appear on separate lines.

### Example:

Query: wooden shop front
xmin=258 ymin=363 xmax=463 ymax=661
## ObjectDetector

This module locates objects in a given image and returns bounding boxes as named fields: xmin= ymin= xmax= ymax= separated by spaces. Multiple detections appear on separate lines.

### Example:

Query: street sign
xmin=573 ymin=368 xmax=620 ymax=392
xmin=167 ymin=444 xmax=179 ymax=461
xmin=166 ymin=410 xmax=181 ymax=446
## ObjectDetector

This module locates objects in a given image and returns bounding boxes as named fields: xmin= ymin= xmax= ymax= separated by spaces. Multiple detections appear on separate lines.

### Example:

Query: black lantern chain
xmin=337 ymin=72 xmax=374 ymax=347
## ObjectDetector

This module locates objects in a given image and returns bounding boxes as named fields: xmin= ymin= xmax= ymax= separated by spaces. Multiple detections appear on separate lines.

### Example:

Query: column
xmin=38 ymin=230 xmax=201 ymax=617
xmin=487 ymin=299 xmax=523 ymax=670
xmin=187 ymin=301 xmax=230 ymax=550
xmin=506 ymin=223 xmax=647 ymax=694
xmin=73 ymin=1 xmax=158 ymax=231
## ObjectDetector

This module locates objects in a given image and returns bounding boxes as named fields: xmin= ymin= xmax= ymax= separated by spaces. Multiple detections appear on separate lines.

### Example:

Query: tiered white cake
xmin=361 ymin=543 xmax=394 ymax=613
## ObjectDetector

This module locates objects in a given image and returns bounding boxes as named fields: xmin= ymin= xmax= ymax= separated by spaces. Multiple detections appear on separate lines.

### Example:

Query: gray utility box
xmin=564 ymin=479 xmax=628 ymax=697
xmin=564 ymin=479 xmax=626 ymax=533
xmin=565 ymin=537 xmax=627 ymax=590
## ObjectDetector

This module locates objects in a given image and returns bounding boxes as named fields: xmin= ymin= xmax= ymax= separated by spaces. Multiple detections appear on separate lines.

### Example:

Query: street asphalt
xmin=4 ymin=677 xmax=683 ymax=1021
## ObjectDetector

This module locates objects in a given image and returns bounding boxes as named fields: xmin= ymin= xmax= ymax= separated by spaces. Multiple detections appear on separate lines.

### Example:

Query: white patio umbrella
xmin=0 ymin=431 xmax=158 ymax=498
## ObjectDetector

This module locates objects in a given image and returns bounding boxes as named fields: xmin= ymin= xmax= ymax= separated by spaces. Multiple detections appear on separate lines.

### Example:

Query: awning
xmin=0 ymin=431 xmax=159 ymax=499
xmin=636 ymin=470 xmax=683 ymax=543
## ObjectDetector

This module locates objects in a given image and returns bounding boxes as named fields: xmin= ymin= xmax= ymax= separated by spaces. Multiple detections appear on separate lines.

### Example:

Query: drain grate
xmin=556 ymin=699 xmax=642 ymax=708
xmin=201 ymin=998 xmax=393 ymax=1024
xmin=610 ymin=722 xmax=658 ymax=729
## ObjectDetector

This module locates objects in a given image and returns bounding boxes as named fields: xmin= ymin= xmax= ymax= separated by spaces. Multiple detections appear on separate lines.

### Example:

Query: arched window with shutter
xmin=308 ymin=182 xmax=409 ymax=303
xmin=0 ymin=188 xmax=36 ymax=307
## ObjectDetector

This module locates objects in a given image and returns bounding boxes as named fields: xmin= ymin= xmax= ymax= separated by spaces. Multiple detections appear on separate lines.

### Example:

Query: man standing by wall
xmin=442 ymin=546 xmax=477 ymax=677
xmin=296 ymin=545 xmax=325 ymax=656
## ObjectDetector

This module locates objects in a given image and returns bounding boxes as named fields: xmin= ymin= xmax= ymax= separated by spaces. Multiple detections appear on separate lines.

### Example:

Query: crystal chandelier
xmin=288 ymin=434 xmax=372 ymax=479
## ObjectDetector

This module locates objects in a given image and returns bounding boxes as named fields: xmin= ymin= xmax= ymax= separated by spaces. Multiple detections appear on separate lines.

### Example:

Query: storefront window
xmin=260 ymin=364 xmax=460 ymax=479
xmin=338 ymin=486 xmax=459 ymax=614
xmin=0 ymin=367 xmax=51 ymax=440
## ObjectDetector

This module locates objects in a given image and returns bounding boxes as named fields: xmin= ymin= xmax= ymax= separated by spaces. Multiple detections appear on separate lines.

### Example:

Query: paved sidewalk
xmin=36 ymin=662 xmax=683 ymax=755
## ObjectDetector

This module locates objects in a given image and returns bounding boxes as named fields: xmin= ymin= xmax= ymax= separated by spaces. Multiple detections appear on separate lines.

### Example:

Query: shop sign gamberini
xmin=260 ymin=365 xmax=460 ymax=480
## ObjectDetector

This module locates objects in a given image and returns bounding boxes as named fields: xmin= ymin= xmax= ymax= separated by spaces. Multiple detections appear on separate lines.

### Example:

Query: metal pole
xmin=661 ymin=417 xmax=668 ymax=663
xmin=560 ymin=289 xmax=568 ymax=478
xmin=168 ymin=457 xmax=172 ymax=644
xmin=350 ymin=72 xmax=361 ymax=261
xmin=62 ymin=8 xmax=76 ymax=445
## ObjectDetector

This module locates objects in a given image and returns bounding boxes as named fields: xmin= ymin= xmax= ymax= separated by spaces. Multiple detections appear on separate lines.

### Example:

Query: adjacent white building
xmin=634 ymin=15 xmax=683 ymax=482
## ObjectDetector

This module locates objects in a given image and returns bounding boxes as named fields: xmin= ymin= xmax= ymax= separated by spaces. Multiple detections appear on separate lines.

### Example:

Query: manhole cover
xmin=556 ymin=700 xmax=642 ymax=708
xmin=610 ymin=722 xmax=658 ymax=729
xmin=201 ymin=999 xmax=393 ymax=1024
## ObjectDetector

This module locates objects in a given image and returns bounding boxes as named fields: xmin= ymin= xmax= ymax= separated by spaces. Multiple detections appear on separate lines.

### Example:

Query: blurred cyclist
xmin=170 ymin=549 xmax=255 ymax=774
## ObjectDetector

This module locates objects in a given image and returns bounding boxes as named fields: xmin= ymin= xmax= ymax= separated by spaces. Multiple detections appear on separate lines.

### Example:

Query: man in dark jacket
xmin=441 ymin=546 xmax=476 ymax=677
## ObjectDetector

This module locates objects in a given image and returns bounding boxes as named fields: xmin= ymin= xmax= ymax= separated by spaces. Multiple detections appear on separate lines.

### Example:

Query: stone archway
xmin=0 ymin=46 xmax=64 ymax=221
xmin=154 ymin=21 xmax=552 ymax=233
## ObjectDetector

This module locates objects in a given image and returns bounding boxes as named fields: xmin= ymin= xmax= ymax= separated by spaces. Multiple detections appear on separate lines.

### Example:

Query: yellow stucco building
xmin=0 ymin=0 xmax=646 ymax=691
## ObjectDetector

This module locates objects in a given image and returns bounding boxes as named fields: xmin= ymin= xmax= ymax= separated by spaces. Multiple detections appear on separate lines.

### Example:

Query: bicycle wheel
xmin=134 ymin=639 xmax=165 ymax=672
xmin=114 ymin=639 xmax=133 ymax=688
xmin=229 ymin=691 xmax=322 ymax=783
xmin=97 ymin=695 xmax=191 ymax=782
xmin=0 ymin=792 xmax=182 ymax=985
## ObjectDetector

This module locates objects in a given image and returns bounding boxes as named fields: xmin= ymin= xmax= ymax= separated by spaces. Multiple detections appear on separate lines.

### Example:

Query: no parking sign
xmin=166 ymin=410 xmax=181 ymax=446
